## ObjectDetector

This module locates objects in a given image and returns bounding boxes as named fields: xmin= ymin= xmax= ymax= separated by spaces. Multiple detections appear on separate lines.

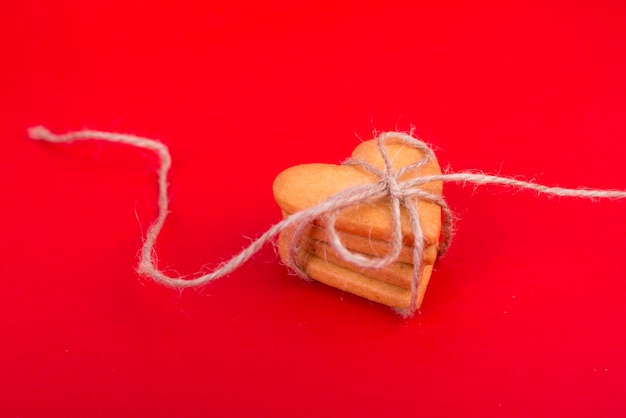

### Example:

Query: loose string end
xmin=28 ymin=126 xmax=58 ymax=142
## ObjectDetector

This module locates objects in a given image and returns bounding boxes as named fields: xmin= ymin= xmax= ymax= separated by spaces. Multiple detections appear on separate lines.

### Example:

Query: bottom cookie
xmin=278 ymin=233 xmax=434 ymax=311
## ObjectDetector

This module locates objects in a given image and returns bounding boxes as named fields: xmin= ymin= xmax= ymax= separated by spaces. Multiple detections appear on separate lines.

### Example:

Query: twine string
xmin=28 ymin=126 xmax=626 ymax=315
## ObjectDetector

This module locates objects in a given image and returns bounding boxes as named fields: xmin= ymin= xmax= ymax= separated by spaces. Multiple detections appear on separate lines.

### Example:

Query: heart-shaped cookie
xmin=278 ymin=232 xmax=434 ymax=309
xmin=273 ymin=137 xmax=443 ymax=310
xmin=274 ymin=139 xmax=443 ymax=245
xmin=305 ymin=223 xmax=438 ymax=265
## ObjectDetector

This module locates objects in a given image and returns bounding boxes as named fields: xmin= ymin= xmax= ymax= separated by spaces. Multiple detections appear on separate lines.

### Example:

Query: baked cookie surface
xmin=273 ymin=137 xmax=443 ymax=311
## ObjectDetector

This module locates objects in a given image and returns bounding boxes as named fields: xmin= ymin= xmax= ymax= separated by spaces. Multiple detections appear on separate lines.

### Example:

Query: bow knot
xmin=381 ymin=174 xmax=406 ymax=200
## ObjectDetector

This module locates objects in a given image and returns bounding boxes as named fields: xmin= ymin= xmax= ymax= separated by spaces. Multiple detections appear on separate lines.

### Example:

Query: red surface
xmin=2 ymin=1 xmax=626 ymax=417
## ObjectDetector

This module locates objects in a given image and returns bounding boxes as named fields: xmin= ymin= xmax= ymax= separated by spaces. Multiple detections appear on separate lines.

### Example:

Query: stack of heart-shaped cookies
xmin=273 ymin=137 xmax=443 ymax=312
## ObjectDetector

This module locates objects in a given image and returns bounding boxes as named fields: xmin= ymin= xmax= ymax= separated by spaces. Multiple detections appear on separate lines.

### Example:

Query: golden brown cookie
xmin=273 ymin=137 xmax=442 ymax=310
xmin=278 ymin=233 xmax=434 ymax=310
xmin=273 ymin=138 xmax=443 ymax=246
xmin=278 ymin=229 xmax=433 ymax=289
xmin=304 ymin=223 xmax=438 ymax=265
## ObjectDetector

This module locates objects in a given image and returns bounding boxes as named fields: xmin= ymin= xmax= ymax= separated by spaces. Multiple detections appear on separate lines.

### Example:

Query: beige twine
xmin=28 ymin=126 xmax=626 ymax=316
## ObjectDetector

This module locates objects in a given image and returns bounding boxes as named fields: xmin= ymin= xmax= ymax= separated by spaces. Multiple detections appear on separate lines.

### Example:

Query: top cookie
xmin=273 ymin=137 xmax=443 ymax=246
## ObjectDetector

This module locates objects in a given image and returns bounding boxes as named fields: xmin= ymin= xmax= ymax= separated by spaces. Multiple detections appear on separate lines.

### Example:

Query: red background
xmin=2 ymin=1 xmax=626 ymax=416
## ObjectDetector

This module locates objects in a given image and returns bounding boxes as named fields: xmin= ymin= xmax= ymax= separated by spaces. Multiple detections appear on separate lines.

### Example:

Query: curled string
xmin=28 ymin=126 xmax=626 ymax=316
